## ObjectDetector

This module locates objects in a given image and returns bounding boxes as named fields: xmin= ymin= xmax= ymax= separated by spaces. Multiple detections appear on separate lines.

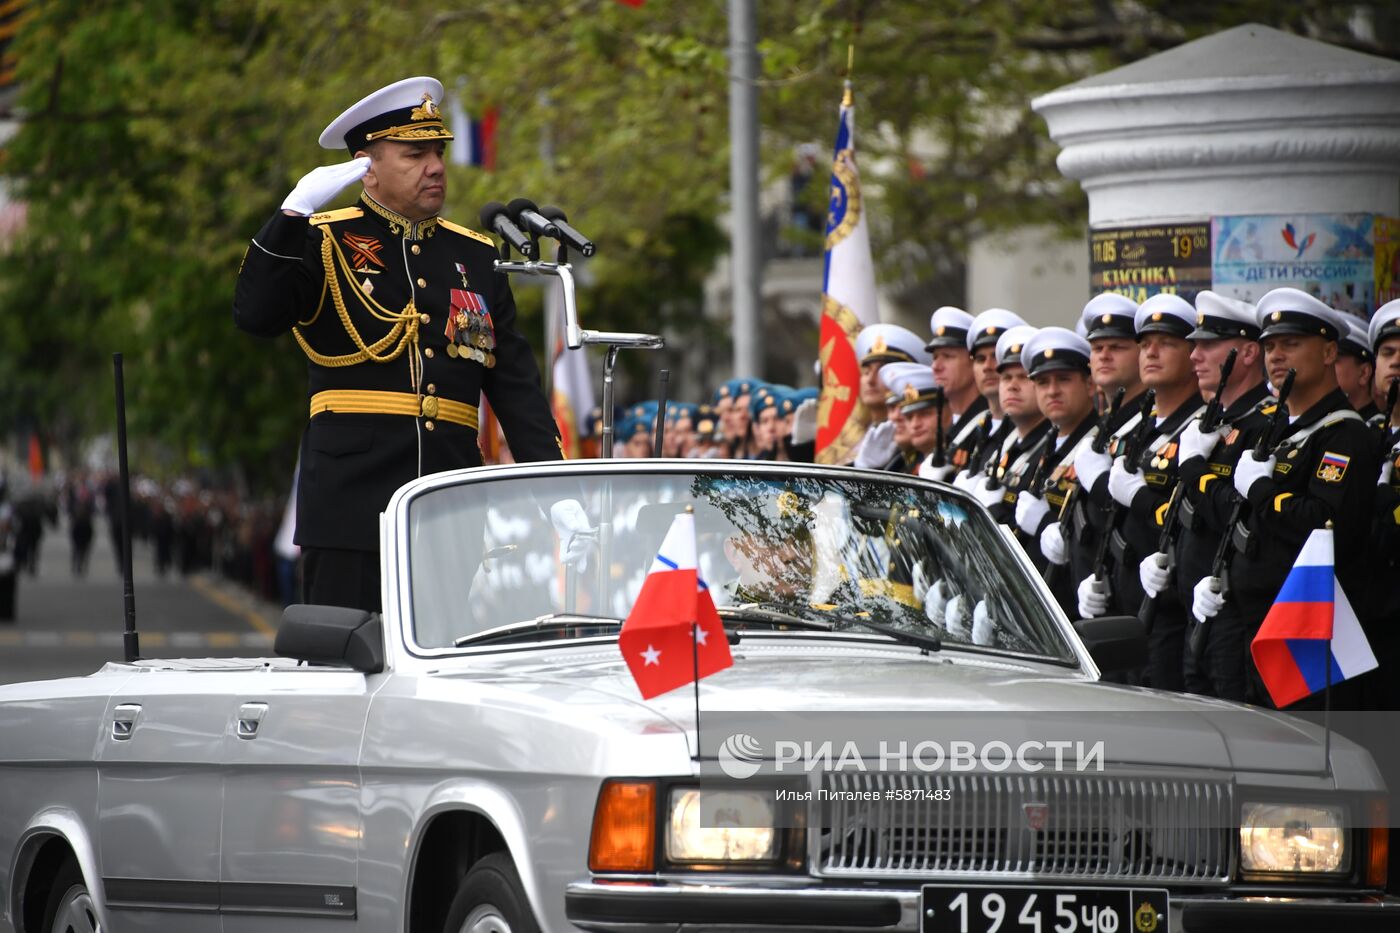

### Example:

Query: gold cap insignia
xmin=1152 ymin=312 xmax=1163 ymax=322
xmin=1272 ymin=312 xmax=1282 ymax=321
xmin=936 ymin=326 xmax=946 ymax=336
xmin=903 ymin=384 xmax=920 ymax=402
xmin=1196 ymin=313 xmax=1205 ymax=324
xmin=985 ymin=326 xmax=996 ymax=335
xmin=1010 ymin=344 xmax=1021 ymax=354
xmin=410 ymin=93 xmax=439 ymax=121
xmin=1045 ymin=349 xmax=1055 ymax=358
xmin=872 ymin=335 xmax=888 ymax=354
xmin=1101 ymin=314 xmax=1112 ymax=324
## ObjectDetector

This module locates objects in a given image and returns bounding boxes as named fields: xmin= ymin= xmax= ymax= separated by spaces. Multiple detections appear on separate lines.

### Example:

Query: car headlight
xmin=667 ymin=788 xmax=776 ymax=864
xmin=1240 ymin=802 xmax=1348 ymax=874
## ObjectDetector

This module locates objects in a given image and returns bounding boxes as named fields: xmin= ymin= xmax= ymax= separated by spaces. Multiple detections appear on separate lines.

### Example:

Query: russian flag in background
xmin=448 ymin=89 xmax=497 ymax=170
xmin=618 ymin=511 xmax=733 ymax=699
xmin=1250 ymin=527 xmax=1377 ymax=708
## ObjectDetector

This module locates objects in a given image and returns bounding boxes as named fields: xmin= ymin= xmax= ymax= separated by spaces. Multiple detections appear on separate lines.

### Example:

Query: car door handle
xmin=236 ymin=702 xmax=269 ymax=740
xmin=112 ymin=703 xmax=141 ymax=741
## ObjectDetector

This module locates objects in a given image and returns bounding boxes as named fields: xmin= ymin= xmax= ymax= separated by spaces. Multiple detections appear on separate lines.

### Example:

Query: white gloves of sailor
xmin=969 ymin=478 xmax=1003 ymax=509
xmin=1040 ymin=522 xmax=1068 ymax=566
xmin=550 ymin=499 xmax=596 ymax=570
xmin=281 ymin=157 xmax=372 ymax=216
xmin=790 ymin=398 xmax=819 ymax=446
xmin=923 ymin=579 xmax=949 ymax=627
xmin=1233 ymin=453 xmax=1275 ymax=499
xmin=1191 ymin=575 xmax=1226 ymax=623
xmin=854 ymin=421 xmax=897 ymax=470
xmin=1014 ymin=491 xmax=1049 ymax=535
xmin=1107 ymin=459 xmax=1147 ymax=507
xmin=970 ymin=599 xmax=995 ymax=647
xmin=1380 ymin=458 xmax=1395 ymax=486
xmin=1073 ymin=444 xmax=1111 ymax=491
xmin=919 ymin=459 xmax=957 ymax=483
xmin=943 ymin=593 xmax=971 ymax=641
xmin=1076 ymin=574 xmax=1110 ymax=619
xmin=1178 ymin=420 xmax=1222 ymax=465
xmin=1138 ymin=551 xmax=1171 ymax=598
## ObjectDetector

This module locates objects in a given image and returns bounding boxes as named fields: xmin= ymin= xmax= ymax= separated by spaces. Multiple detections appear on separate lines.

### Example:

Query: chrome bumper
xmin=565 ymin=880 xmax=1400 ymax=933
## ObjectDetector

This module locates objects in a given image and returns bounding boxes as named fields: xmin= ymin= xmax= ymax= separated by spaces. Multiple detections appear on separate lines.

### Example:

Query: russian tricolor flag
xmin=1250 ymin=527 xmax=1377 ymax=708
xmin=618 ymin=511 xmax=733 ymax=699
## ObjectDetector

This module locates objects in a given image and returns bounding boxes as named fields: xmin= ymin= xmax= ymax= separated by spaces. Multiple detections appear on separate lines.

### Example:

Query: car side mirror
xmin=276 ymin=604 xmax=385 ymax=674
xmin=1072 ymin=615 xmax=1147 ymax=677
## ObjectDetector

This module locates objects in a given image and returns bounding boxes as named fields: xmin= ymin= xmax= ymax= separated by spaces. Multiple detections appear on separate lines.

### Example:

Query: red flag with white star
xmin=618 ymin=511 xmax=732 ymax=699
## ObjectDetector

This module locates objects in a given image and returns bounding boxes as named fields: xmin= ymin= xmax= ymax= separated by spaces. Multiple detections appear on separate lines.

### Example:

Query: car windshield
xmin=405 ymin=466 xmax=1075 ymax=663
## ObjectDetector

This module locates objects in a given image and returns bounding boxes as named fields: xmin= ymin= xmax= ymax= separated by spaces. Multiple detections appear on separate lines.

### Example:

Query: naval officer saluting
xmin=234 ymin=76 xmax=575 ymax=612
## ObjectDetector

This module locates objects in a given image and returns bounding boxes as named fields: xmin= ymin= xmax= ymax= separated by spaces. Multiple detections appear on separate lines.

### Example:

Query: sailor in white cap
xmin=980 ymin=326 xmax=1051 ymax=512
xmin=1336 ymin=315 xmax=1379 ymax=420
xmin=1373 ymin=297 xmax=1400 ymax=432
xmin=848 ymin=324 xmax=931 ymax=466
xmin=1192 ymin=287 xmax=1380 ymax=707
xmin=233 ymin=77 xmax=566 ymax=612
xmin=1019 ymin=327 xmax=1102 ymax=618
xmin=1369 ymin=298 xmax=1400 ymax=707
xmin=1085 ymin=294 xmax=1207 ymax=692
xmin=967 ymin=308 xmax=1028 ymax=433
xmin=956 ymin=324 xmax=1034 ymax=494
xmin=1139 ymin=291 xmax=1270 ymax=701
xmin=1079 ymin=292 xmax=1148 ymax=432
xmin=923 ymin=307 xmax=985 ymax=479
xmin=855 ymin=362 xmax=925 ymax=472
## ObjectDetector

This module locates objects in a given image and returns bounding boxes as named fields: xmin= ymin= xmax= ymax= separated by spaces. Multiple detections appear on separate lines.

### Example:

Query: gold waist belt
xmin=309 ymin=389 xmax=479 ymax=429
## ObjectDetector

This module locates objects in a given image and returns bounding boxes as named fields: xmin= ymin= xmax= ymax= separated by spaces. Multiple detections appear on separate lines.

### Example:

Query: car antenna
xmin=113 ymin=353 xmax=140 ymax=663
xmin=653 ymin=369 xmax=669 ymax=456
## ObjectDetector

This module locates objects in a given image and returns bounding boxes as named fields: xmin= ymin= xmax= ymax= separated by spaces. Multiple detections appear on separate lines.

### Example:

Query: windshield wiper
xmin=454 ymin=613 xmax=621 ymax=647
xmin=718 ymin=604 xmax=940 ymax=652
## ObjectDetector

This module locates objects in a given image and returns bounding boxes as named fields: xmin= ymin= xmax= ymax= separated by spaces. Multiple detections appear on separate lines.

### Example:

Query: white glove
xmin=1138 ymin=551 xmax=1171 ymax=598
xmin=1380 ymin=458 xmax=1395 ymax=486
xmin=923 ymin=579 xmax=948 ymax=627
xmin=281 ymin=157 xmax=372 ymax=216
xmin=911 ymin=560 xmax=932 ymax=605
xmin=854 ymin=421 xmax=896 ymax=469
xmin=944 ymin=593 xmax=971 ymax=641
xmin=549 ymin=499 xmax=596 ymax=570
xmin=1014 ymin=492 xmax=1049 ymax=535
xmin=1233 ymin=453 xmax=1275 ymax=499
xmin=1178 ymin=420 xmax=1222 ymax=465
xmin=918 ymin=459 xmax=957 ymax=482
xmin=951 ymin=470 xmax=974 ymax=491
xmin=1076 ymin=574 xmax=1110 ymax=619
xmin=790 ymin=398 xmax=818 ymax=445
xmin=1107 ymin=459 xmax=1147 ymax=507
xmin=970 ymin=599 xmax=995 ymax=646
xmin=1040 ymin=522 xmax=1068 ymax=565
xmin=1074 ymin=445 xmax=1111 ymax=491
xmin=1192 ymin=575 xmax=1226 ymax=623
xmin=970 ymin=478 xmax=1003 ymax=509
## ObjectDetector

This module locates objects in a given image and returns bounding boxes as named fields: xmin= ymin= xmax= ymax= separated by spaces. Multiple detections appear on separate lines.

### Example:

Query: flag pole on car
xmin=113 ymin=353 xmax=141 ymax=663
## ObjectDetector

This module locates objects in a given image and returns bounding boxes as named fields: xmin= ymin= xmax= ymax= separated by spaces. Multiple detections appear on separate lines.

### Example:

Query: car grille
xmin=815 ymin=772 xmax=1233 ymax=884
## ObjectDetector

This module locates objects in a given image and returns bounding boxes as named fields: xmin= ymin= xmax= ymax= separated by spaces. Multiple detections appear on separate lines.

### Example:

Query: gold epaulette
xmin=308 ymin=206 xmax=365 ymax=226
xmin=439 ymin=218 xmax=496 ymax=247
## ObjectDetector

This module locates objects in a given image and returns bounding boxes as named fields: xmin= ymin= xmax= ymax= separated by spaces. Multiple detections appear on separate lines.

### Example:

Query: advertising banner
xmin=1211 ymin=213 xmax=1375 ymax=316
xmin=1089 ymin=223 xmax=1212 ymax=303
xmin=1376 ymin=216 xmax=1400 ymax=306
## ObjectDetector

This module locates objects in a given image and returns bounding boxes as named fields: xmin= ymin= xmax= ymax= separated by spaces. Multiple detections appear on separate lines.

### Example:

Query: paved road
xmin=0 ymin=520 xmax=279 ymax=686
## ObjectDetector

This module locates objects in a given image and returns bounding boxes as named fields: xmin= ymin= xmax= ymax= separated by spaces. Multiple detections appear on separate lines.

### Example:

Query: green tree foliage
xmin=1 ymin=0 xmax=1394 ymax=486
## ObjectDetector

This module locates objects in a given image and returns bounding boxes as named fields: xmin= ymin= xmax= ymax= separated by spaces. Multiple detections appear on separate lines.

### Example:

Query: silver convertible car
xmin=1 ymin=460 xmax=1396 ymax=933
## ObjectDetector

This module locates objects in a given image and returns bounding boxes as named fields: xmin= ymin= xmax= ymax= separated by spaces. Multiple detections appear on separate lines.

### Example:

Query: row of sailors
xmin=854 ymin=289 xmax=1400 ymax=710
xmin=595 ymin=385 xmax=822 ymax=460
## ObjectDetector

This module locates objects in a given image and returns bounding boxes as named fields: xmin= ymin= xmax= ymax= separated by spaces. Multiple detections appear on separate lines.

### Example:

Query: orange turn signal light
xmin=588 ymin=780 xmax=656 ymax=873
xmin=1366 ymin=797 xmax=1389 ymax=889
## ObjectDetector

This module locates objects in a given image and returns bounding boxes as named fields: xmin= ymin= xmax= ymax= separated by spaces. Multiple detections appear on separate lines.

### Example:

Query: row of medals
xmin=445 ymin=312 xmax=496 ymax=368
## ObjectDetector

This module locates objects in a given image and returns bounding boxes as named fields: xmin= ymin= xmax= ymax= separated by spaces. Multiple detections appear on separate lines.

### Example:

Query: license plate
xmin=921 ymin=884 xmax=1168 ymax=933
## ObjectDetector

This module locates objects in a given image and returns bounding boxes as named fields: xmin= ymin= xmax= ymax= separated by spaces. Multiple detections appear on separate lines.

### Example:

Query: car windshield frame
xmin=386 ymin=459 xmax=1090 ymax=672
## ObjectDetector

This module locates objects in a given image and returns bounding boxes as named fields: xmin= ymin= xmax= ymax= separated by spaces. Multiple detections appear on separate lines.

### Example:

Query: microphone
xmin=538 ymin=205 xmax=596 ymax=257
xmin=479 ymin=201 xmax=535 ymax=258
xmin=505 ymin=198 xmax=560 ymax=240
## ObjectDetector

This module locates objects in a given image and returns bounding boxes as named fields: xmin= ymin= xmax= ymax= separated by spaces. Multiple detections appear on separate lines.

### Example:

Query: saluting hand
xmin=281 ymin=157 xmax=373 ymax=216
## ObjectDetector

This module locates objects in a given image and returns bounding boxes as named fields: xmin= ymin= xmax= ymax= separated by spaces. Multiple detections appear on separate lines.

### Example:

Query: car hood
xmin=444 ymin=642 xmax=1338 ymax=776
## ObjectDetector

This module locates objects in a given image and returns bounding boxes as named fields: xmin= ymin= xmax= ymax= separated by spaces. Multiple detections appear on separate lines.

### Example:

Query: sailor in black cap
xmin=1141 ymin=292 xmax=1270 ymax=701
xmin=1361 ymin=299 xmax=1400 ymax=708
xmin=1191 ymin=288 xmax=1379 ymax=707
xmin=1080 ymin=294 xmax=1206 ymax=692
xmin=233 ymin=76 xmax=567 ymax=611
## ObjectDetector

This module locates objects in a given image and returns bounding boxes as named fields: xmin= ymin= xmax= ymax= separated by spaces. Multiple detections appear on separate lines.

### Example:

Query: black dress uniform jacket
xmin=1038 ymin=413 xmax=1099 ymax=617
xmin=234 ymin=195 xmax=562 ymax=551
xmin=946 ymin=396 xmax=991 ymax=472
xmin=1229 ymin=389 xmax=1378 ymax=638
